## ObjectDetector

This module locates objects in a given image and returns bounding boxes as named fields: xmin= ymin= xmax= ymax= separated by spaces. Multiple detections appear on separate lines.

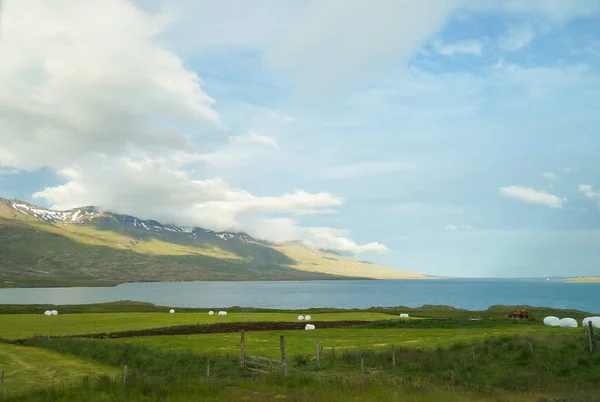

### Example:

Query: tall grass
xmin=16 ymin=330 xmax=600 ymax=398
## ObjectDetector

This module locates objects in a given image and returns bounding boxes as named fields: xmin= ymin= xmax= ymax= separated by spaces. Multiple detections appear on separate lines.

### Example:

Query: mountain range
xmin=0 ymin=198 xmax=428 ymax=287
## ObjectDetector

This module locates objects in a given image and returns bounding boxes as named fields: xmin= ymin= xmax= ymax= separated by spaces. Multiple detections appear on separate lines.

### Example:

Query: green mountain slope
xmin=0 ymin=198 xmax=428 ymax=287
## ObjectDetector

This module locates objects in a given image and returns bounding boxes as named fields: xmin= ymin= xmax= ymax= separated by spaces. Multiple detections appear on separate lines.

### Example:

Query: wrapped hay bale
xmin=305 ymin=315 xmax=312 ymax=321
xmin=218 ymin=311 xmax=227 ymax=316
xmin=543 ymin=316 xmax=560 ymax=327
xmin=400 ymin=313 xmax=409 ymax=319
xmin=582 ymin=317 xmax=600 ymax=328
xmin=51 ymin=310 xmax=58 ymax=316
xmin=169 ymin=309 xmax=175 ymax=314
xmin=305 ymin=324 xmax=315 ymax=330
xmin=43 ymin=310 xmax=52 ymax=316
xmin=298 ymin=315 xmax=304 ymax=321
xmin=208 ymin=311 xmax=214 ymax=315
xmin=558 ymin=317 xmax=578 ymax=328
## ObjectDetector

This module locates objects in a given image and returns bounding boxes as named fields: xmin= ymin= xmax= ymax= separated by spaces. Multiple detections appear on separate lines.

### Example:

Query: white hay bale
xmin=298 ymin=315 xmax=305 ymax=321
xmin=305 ymin=324 xmax=315 ymax=330
xmin=218 ymin=311 xmax=227 ymax=316
xmin=305 ymin=315 xmax=312 ymax=321
xmin=169 ymin=309 xmax=175 ymax=314
xmin=559 ymin=317 xmax=578 ymax=328
xmin=582 ymin=317 xmax=600 ymax=328
xmin=51 ymin=310 xmax=58 ymax=316
xmin=543 ymin=316 xmax=560 ymax=327
xmin=208 ymin=311 xmax=214 ymax=316
xmin=44 ymin=310 xmax=52 ymax=316
xmin=400 ymin=313 xmax=409 ymax=319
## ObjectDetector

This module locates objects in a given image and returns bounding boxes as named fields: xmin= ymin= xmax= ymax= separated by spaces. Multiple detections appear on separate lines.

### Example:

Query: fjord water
xmin=0 ymin=279 xmax=598 ymax=312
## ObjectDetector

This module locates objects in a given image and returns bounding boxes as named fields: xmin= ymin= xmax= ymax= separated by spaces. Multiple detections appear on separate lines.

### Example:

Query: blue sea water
xmin=0 ymin=279 xmax=598 ymax=312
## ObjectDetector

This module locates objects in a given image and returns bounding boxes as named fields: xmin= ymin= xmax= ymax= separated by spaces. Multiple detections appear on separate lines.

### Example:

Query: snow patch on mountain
xmin=4 ymin=198 xmax=253 ymax=244
xmin=10 ymin=201 xmax=98 ymax=224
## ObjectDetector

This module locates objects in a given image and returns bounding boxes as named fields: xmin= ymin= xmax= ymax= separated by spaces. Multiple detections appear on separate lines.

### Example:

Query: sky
xmin=1 ymin=0 xmax=600 ymax=278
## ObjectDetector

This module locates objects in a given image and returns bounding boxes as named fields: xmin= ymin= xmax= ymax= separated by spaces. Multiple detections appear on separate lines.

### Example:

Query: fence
xmin=2 ymin=325 xmax=597 ymax=398
xmin=240 ymin=331 xmax=288 ymax=376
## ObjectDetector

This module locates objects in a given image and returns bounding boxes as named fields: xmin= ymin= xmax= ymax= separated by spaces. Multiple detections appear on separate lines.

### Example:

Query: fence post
xmin=280 ymin=335 xmax=287 ymax=377
xmin=316 ymin=340 xmax=321 ymax=369
xmin=240 ymin=331 xmax=246 ymax=370
xmin=1 ymin=370 xmax=4 ymax=400
xmin=589 ymin=321 xmax=596 ymax=353
xmin=361 ymin=358 xmax=365 ymax=386
xmin=206 ymin=360 xmax=211 ymax=382
xmin=122 ymin=365 xmax=128 ymax=386
xmin=392 ymin=345 xmax=396 ymax=367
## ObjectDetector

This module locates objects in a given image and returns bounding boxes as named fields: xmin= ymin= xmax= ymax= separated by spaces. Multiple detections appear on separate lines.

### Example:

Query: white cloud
xmin=235 ymin=218 xmax=389 ymax=254
xmin=500 ymin=186 xmax=565 ymax=208
xmin=305 ymin=226 xmax=390 ymax=254
xmin=433 ymin=40 xmax=483 ymax=56
xmin=269 ymin=111 xmax=295 ymax=122
xmin=444 ymin=224 xmax=473 ymax=231
xmin=541 ymin=172 xmax=560 ymax=180
xmin=497 ymin=0 xmax=600 ymax=20
xmin=393 ymin=203 xmax=463 ymax=218
xmin=32 ymin=158 xmax=387 ymax=253
xmin=579 ymin=184 xmax=600 ymax=202
xmin=194 ymin=131 xmax=281 ymax=170
xmin=498 ymin=25 xmax=537 ymax=52
xmin=265 ymin=0 xmax=461 ymax=94
xmin=0 ymin=0 xmax=218 ymax=171
xmin=325 ymin=161 xmax=411 ymax=180
xmin=229 ymin=132 xmax=278 ymax=148
xmin=33 ymin=158 xmax=343 ymax=225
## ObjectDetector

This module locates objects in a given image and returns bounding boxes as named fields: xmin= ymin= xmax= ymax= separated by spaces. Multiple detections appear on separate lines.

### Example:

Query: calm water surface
xmin=0 ymin=279 xmax=598 ymax=312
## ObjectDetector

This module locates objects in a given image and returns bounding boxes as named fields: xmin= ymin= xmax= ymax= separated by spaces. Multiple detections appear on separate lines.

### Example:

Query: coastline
xmin=0 ymin=300 xmax=595 ymax=315
xmin=0 ymin=276 xmax=443 ymax=289
xmin=564 ymin=277 xmax=600 ymax=283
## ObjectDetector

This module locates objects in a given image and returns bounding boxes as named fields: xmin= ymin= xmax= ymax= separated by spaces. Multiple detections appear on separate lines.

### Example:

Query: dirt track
xmin=82 ymin=320 xmax=371 ymax=339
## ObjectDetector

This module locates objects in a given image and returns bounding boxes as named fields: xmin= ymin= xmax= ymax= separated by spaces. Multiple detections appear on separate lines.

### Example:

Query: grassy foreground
xmin=0 ymin=343 xmax=118 ymax=395
xmin=0 ymin=303 xmax=599 ymax=401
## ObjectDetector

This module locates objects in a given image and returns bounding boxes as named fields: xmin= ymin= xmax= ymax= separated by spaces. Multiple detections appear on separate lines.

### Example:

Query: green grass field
xmin=0 ymin=311 xmax=397 ymax=340
xmin=0 ymin=343 xmax=118 ymax=397
xmin=1 ymin=304 xmax=599 ymax=401
xmin=108 ymin=322 xmax=567 ymax=358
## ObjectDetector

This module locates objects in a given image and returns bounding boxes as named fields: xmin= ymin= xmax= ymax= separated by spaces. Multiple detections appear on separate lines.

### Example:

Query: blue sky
xmin=1 ymin=0 xmax=599 ymax=277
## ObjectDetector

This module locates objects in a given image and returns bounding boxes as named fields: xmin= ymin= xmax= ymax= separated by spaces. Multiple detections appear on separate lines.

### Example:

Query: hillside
xmin=0 ymin=198 xmax=429 ymax=287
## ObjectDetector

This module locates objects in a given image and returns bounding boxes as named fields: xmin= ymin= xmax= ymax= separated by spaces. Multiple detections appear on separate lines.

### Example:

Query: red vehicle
xmin=508 ymin=310 xmax=533 ymax=319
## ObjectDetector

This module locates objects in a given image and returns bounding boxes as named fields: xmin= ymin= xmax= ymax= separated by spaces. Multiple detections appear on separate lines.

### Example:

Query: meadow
xmin=104 ymin=322 xmax=565 ymax=358
xmin=0 ymin=343 xmax=118 ymax=394
xmin=0 ymin=311 xmax=394 ymax=340
xmin=0 ymin=303 xmax=598 ymax=401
